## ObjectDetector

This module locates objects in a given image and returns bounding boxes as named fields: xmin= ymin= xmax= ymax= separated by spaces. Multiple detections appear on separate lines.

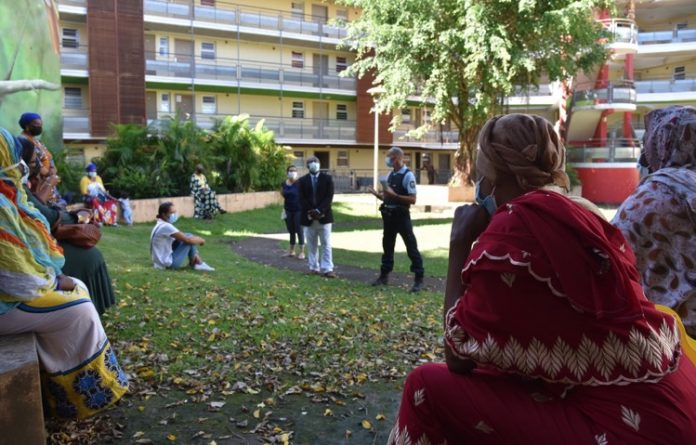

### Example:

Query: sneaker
xmin=371 ymin=274 xmax=389 ymax=286
xmin=297 ymin=253 xmax=305 ymax=260
xmin=410 ymin=279 xmax=424 ymax=293
xmin=193 ymin=262 xmax=215 ymax=272
xmin=323 ymin=271 xmax=337 ymax=279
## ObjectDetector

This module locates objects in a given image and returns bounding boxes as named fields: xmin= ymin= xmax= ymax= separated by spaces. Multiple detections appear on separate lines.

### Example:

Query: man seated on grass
xmin=150 ymin=202 xmax=215 ymax=271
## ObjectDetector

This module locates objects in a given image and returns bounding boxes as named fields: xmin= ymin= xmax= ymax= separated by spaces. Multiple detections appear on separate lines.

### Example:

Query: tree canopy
xmin=342 ymin=0 xmax=612 ymax=181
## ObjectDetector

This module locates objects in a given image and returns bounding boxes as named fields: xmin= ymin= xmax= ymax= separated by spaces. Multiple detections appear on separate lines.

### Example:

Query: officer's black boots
xmin=410 ymin=276 xmax=424 ymax=293
xmin=372 ymin=273 xmax=389 ymax=286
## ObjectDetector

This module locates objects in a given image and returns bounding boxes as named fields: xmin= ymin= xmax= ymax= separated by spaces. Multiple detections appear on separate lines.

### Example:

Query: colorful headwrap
xmin=476 ymin=114 xmax=570 ymax=191
xmin=643 ymin=105 xmax=696 ymax=172
xmin=18 ymin=112 xmax=42 ymax=130
xmin=0 ymin=128 xmax=64 ymax=313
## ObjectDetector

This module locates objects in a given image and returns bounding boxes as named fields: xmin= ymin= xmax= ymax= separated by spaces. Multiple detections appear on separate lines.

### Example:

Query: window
xmin=335 ymin=56 xmax=347 ymax=73
xmin=336 ymin=9 xmax=348 ymax=23
xmin=160 ymin=93 xmax=171 ymax=112
xmin=202 ymin=96 xmax=216 ymax=114
xmin=336 ymin=104 xmax=348 ymax=120
xmin=201 ymin=42 xmax=215 ymax=60
xmin=674 ymin=66 xmax=686 ymax=81
xmin=291 ymin=2 xmax=304 ymax=19
xmin=676 ymin=23 xmax=688 ymax=30
xmin=293 ymin=151 xmax=305 ymax=168
xmin=63 ymin=87 xmax=82 ymax=109
xmin=159 ymin=37 xmax=169 ymax=56
xmin=291 ymin=51 xmax=304 ymax=69
xmin=201 ymin=0 xmax=215 ymax=6
xmin=403 ymin=152 xmax=411 ymax=166
xmin=401 ymin=108 xmax=412 ymax=124
xmin=337 ymin=150 xmax=349 ymax=167
xmin=292 ymin=102 xmax=304 ymax=118
xmin=62 ymin=28 xmax=79 ymax=48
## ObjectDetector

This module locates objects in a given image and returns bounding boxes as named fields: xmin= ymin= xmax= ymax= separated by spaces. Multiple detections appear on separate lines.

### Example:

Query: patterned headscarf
xmin=477 ymin=114 xmax=570 ymax=191
xmin=0 ymin=128 xmax=64 ymax=312
xmin=643 ymin=105 xmax=696 ymax=172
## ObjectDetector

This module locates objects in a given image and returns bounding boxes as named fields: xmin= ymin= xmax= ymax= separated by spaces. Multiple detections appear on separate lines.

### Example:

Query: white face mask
xmin=308 ymin=162 xmax=320 ymax=173
xmin=288 ymin=171 xmax=298 ymax=180
xmin=88 ymin=171 xmax=97 ymax=178
xmin=0 ymin=161 xmax=28 ymax=182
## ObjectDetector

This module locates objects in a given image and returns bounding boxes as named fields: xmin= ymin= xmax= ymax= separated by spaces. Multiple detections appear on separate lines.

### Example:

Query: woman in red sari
xmin=388 ymin=114 xmax=696 ymax=444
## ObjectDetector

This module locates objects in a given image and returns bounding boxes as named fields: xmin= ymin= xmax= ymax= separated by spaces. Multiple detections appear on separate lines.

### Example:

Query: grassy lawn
xmin=64 ymin=203 xmax=448 ymax=444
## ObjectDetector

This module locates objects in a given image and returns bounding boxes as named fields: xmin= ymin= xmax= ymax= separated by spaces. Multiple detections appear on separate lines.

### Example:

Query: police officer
xmin=369 ymin=146 xmax=424 ymax=292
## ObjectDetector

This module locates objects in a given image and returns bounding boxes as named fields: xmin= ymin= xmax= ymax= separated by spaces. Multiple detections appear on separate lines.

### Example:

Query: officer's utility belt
xmin=379 ymin=203 xmax=409 ymax=217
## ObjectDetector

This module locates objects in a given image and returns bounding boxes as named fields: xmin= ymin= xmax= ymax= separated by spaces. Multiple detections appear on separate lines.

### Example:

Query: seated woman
xmin=80 ymin=162 xmax=119 ymax=226
xmin=613 ymin=106 xmax=696 ymax=337
xmin=150 ymin=201 xmax=215 ymax=271
xmin=388 ymin=114 xmax=696 ymax=444
xmin=190 ymin=164 xmax=225 ymax=219
xmin=0 ymin=128 xmax=127 ymax=418
xmin=19 ymin=140 xmax=116 ymax=315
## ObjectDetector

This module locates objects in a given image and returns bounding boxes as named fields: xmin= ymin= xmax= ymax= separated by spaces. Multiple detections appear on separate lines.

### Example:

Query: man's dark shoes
xmin=410 ymin=278 xmax=424 ymax=293
xmin=372 ymin=274 xmax=389 ymax=286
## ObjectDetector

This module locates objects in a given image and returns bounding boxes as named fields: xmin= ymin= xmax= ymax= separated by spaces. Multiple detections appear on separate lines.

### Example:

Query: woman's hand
xmin=56 ymin=275 xmax=76 ymax=291
xmin=445 ymin=343 xmax=476 ymax=374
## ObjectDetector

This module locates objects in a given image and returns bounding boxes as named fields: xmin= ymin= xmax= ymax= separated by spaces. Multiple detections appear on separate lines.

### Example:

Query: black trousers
xmin=285 ymin=210 xmax=304 ymax=246
xmin=380 ymin=206 xmax=424 ymax=277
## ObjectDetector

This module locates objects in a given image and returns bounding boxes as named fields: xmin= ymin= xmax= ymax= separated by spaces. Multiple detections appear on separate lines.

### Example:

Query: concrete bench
xmin=0 ymin=333 xmax=45 ymax=444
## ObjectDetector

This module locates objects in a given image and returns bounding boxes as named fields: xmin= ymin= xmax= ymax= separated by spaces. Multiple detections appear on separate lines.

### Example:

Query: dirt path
xmin=231 ymin=237 xmax=446 ymax=293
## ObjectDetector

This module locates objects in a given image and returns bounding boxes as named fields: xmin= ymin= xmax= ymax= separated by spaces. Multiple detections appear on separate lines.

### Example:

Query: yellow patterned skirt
xmin=0 ymin=281 xmax=128 ymax=418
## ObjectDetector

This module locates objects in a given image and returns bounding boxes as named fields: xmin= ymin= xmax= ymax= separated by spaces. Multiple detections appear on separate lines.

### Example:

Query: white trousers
xmin=304 ymin=221 xmax=333 ymax=273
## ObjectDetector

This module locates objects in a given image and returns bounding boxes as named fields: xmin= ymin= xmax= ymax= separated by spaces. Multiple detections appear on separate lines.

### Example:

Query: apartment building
xmin=57 ymin=0 xmax=458 ymax=188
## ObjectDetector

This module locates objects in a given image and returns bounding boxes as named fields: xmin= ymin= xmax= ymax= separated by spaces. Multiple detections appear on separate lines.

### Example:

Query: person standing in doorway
xmin=369 ymin=146 xmax=424 ymax=292
xmin=299 ymin=156 xmax=336 ymax=278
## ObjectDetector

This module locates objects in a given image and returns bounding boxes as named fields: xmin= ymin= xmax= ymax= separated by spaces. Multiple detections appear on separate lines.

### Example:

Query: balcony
xmin=571 ymin=80 xmax=636 ymax=112
xmin=145 ymin=53 xmax=356 ymax=92
xmin=635 ymin=77 xmax=696 ymax=94
xmin=143 ymin=0 xmax=347 ymax=42
xmin=392 ymin=128 xmax=459 ymax=149
xmin=566 ymin=138 xmax=641 ymax=164
xmin=63 ymin=108 xmax=90 ymax=135
xmin=600 ymin=18 xmax=638 ymax=56
xmin=506 ymin=83 xmax=560 ymax=108
xmin=638 ymin=28 xmax=696 ymax=45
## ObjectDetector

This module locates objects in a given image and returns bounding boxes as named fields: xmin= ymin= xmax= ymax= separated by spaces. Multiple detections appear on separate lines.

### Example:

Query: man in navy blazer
xmin=298 ymin=156 xmax=335 ymax=277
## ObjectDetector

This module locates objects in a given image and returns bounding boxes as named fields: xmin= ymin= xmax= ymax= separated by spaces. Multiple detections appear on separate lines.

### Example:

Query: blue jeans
xmin=170 ymin=233 xmax=199 ymax=269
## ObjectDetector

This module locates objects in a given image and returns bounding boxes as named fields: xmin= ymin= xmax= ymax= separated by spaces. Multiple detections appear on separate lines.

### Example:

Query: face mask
xmin=168 ymin=213 xmax=179 ymax=224
xmin=0 ymin=161 xmax=23 ymax=180
xmin=308 ymin=162 xmax=320 ymax=173
xmin=385 ymin=157 xmax=394 ymax=168
xmin=88 ymin=171 xmax=97 ymax=178
xmin=28 ymin=127 xmax=42 ymax=137
xmin=475 ymin=178 xmax=498 ymax=216
xmin=19 ymin=160 xmax=29 ymax=184
xmin=288 ymin=171 xmax=298 ymax=180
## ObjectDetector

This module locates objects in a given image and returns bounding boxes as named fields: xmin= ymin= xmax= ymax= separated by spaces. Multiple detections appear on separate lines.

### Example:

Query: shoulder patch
xmin=409 ymin=181 xmax=416 ymax=189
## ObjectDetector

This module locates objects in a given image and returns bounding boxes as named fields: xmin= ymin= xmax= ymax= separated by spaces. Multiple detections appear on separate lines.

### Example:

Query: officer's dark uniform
xmin=379 ymin=166 xmax=424 ymax=283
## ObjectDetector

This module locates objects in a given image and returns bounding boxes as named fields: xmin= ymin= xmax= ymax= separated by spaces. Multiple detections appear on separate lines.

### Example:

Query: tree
xmin=342 ymin=0 xmax=612 ymax=182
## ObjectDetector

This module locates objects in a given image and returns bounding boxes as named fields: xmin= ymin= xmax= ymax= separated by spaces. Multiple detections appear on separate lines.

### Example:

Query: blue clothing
xmin=392 ymin=166 xmax=417 ymax=195
xmin=282 ymin=181 xmax=301 ymax=212
xmin=170 ymin=234 xmax=199 ymax=269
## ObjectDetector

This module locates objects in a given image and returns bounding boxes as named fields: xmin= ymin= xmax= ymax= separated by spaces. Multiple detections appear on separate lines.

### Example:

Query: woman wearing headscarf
xmin=18 ymin=112 xmax=64 ymax=206
xmin=388 ymin=114 xmax=696 ymax=444
xmin=190 ymin=164 xmax=226 ymax=219
xmin=613 ymin=105 xmax=696 ymax=337
xmin=80 ymin=162 xmax=119 ymax=226
xmin=19 ymin=142 xmax=116 ymax=315
xmin=0 ymin=128 xmax=127 ymax=418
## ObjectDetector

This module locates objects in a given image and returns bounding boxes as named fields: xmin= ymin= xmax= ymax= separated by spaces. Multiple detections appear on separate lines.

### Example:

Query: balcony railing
xmin=60 ymin=46 xmax=89 ymax=70
xmin=57 ymin=0 xmax=87 ymax=6
xmin=153 ymin=113 xmax=356 ymax=140
xmin=145 ymin=52 xmax=355 ymax=90
xmin=63 ymin=108 xmax=90 ymax=134
xmin=572 ymin=80 xmax=636 ymax=107
xmin=567 ymin=138 xmax=641 ymax=163
xmin=143 ymin=0 xmax=347 ymax=39
xmin=393 ymin=129 xmax=459 ymax=144
xmin=635 ymin=77 xmax=696 ymax=94
xmin=600 ymin=18 xmax=638 ymax=45
xmin=510 ymin=83 xmax=555 ymax=97
xmin=638 ymin=28 xmax=696 ymax=45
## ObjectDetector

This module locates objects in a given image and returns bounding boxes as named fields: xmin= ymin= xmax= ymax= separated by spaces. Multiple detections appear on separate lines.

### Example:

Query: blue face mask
xmin=168 ymin=213 xmax=179 ymax=224
xmin=475 ymin=179 xmax=497 ymax=216
xmin=385 ymin=156 xmax=394 ymax=168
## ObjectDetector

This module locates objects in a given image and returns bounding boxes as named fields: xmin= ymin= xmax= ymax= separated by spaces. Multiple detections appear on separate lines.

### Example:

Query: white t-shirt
xmin=150 ymin=219 xmax=180 ymax=269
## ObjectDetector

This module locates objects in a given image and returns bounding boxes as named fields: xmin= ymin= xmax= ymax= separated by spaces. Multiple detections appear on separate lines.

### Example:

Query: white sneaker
xmin=193 ymin=262 xmax=215 ymax=272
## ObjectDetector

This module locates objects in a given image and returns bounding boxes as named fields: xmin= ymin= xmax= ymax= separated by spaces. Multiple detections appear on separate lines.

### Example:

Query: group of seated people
xmin=388 ymin=106 xmax=696 ymax=443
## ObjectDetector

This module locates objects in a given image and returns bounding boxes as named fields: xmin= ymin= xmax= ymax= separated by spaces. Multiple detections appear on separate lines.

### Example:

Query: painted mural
xmin=0 ymin=0 xmax=62 ymax=149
